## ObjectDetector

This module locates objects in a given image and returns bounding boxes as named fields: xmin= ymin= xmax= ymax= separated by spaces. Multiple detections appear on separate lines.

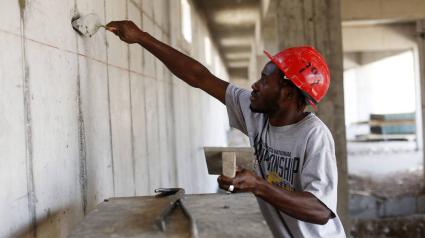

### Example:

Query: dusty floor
xmin=351 ymin=214 xmax=425 ymax=238
xmin=348 ymin=141 xmax=424 ymax=198
xmin=349 ymin=168 xmax=424 ymax=198
xmin=349 ymin=141 xmax=425 ymax=237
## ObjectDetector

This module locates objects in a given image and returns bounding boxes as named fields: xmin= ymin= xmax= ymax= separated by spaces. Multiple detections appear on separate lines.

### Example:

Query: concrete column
xmin=257 ymin=8 xmax=278 ymax=79
xmin=417 ymin=20 xmax=425 ymax=184
xmin=275 ymin=0 xmax=349 ymax=236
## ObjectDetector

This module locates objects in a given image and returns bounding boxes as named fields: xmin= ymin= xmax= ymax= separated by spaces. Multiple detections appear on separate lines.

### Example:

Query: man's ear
xmin=284 ymin=87 xmax=297 ymax=100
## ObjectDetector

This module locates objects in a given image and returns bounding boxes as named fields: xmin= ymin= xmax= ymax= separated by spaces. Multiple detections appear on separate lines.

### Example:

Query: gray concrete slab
xmin=173 ymin=80 xmax=193 ymax=193
xmin=22 ymin=1 xmax=85 ymax=237
xmin=161 ymin=0 xmax=170 ymax=34
xmin=25 ymin=33 xmax=83 ymax=238
xmin=0 ymin=1 xmax=30 ymax=237
xmin=157 ymin=82 xmax=171 ymax=189
xmin=154 ymin=25 xmax=170 ymax=188
xmin=130 ymin=0 xmax=143 ymax=10
xmin=75 ymin=0 xmax=115 ymax=214
xmin=142 ymin=13 xmax=161 ymax=193
xmin=106 ymin=66 xmax=135 ymax=197
xmin=142 ymin=14 xmax=156 ymax=78
xmin=130 ymin=74 xmax=151 ymax=196
xmin=162 ymin=34 xmax=177 ymax=188
xmin=70 ymin=193 xmax=273 ymax=238
xmin=105 ymin=0 xmax=135 ymax=197
xmin=78 ymin=56 xmax=115 ymax=211
xmin=153 ymin=0 xmax=163 ymax=30
xmin=141 ymin=0 xmax=154 ymax=18
xmin=127 ymin=0 xmax=150 ymax=197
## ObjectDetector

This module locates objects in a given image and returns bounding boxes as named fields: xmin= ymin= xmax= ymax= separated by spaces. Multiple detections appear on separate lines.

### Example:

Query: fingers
xmin=106 ymin=21 xmax=122 ymax=34
xmin=107 ymin=26 xmax=118 ymax=32
xmin=106 ymin=20 xmax=135 ymax=29
xmin=217 ymin=176 xmax=234 ymax=191
xmin=217 ymin=175 xmax=235 ymax=185
xmin=217 ymin=175 xmax=246 ymax=193
xmin=106 ymin=21 xmax=125 ymax=33
xmin=106 ymin=21 xmax=119 ymax=28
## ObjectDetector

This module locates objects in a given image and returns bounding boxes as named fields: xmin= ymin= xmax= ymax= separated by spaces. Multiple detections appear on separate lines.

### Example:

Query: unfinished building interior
xmin=1 ymin=0 xmax=425 ymax=237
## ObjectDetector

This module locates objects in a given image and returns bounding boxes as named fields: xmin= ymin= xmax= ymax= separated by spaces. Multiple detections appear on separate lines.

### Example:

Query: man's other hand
xmin=217 ymin=167 xmax=260 ymax=194
xmin=106 ymin=21 xmax=143 ymax=44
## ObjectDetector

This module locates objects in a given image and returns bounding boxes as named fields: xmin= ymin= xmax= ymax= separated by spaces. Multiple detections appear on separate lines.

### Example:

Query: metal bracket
xmin=154 ymin=188 xmax=199 ymax=238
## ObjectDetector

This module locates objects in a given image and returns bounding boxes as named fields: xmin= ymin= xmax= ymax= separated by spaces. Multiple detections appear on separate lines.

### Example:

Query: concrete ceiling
xmin=195 ymin=0 xmax=260 ymax=80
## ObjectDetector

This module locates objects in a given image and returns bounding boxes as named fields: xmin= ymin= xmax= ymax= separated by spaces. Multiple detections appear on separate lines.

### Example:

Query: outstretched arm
xmin=106 ymin=21 xmax=229 ymax=104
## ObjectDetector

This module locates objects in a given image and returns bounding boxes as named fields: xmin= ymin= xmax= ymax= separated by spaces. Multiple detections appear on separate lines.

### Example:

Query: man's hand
xmin=217 ymin=167 xmax=260 ymax=194
xmin=106 ymin=21 xmax=144 ymax=44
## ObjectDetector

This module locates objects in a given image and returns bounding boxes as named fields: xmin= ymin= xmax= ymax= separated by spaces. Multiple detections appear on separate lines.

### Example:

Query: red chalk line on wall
xmin=0 ymin=28 xmax=174 ymax=86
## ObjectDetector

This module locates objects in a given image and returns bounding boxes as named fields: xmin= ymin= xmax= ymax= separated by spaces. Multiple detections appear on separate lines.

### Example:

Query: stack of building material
xmin=369 ymin=113 xmax=415 ymax=135
xmin=355 ymin=113 xmax=416 ymax=141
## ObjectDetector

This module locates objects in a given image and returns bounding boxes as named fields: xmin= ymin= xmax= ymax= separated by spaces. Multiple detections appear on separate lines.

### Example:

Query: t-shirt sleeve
xmin=225 ymin=84 xmax=252 ymax=136
xmin=301 ymin=150 xmax=338 ymax=217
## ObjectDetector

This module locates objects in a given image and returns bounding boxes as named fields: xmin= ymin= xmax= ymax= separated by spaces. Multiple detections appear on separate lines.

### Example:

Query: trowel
xmin=72 ymin=13 xmax=115 ymax=37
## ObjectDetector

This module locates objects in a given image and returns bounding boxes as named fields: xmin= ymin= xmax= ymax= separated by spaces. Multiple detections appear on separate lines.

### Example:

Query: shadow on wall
xmin=11 ymin=206 xmax=77 ymax=238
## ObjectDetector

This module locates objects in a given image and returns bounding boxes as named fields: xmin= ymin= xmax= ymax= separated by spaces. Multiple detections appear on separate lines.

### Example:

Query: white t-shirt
xmin=225 ymin=84 xmax=346 ymax=238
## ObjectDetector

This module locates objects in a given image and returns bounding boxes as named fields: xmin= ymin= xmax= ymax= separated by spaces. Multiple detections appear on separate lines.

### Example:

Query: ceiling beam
xmin=341 ymin=0 xmax=425 ymax=22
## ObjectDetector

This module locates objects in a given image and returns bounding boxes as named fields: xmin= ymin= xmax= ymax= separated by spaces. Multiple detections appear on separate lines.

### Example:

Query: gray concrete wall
xmin=0 ymin=0 xmax=229 ymax=237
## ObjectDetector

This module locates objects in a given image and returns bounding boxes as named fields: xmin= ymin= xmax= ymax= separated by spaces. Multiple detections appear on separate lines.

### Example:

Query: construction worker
xmin=106 ymin=21 xmax=345 ymax=238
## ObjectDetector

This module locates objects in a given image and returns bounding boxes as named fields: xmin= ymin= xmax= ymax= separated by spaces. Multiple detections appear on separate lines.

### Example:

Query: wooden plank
xmin=355 ymin=134 xmax=416 ymax=141
xmin=222 ymin=152 xmax=236 ymax=178
xmin=370 ymin=113 xmax=415 ymax=121
xmin=69 ymin=193 xmax=273 ymax=237
xmin=203 ymin=147 xmax=254 ymax=175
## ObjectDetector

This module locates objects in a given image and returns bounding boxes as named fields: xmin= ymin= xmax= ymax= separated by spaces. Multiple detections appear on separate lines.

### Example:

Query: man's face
xmin=249 ymin=61 xmax=284 ymax=113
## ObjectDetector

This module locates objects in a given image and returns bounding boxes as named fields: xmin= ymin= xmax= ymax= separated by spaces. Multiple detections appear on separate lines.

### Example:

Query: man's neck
xmin=268 ymin=109 xmax=306 ymax=127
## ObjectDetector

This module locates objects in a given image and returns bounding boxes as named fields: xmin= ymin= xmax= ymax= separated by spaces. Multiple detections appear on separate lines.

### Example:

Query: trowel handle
xmin=222 ymin=152 xmax=236 ymax=178
xmin=96 ymin=24 xmax=116 ymax=31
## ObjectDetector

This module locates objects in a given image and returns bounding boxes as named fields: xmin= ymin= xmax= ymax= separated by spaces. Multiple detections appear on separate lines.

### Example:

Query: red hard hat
xmin=264 ymin=47 xmax=330 ymax=110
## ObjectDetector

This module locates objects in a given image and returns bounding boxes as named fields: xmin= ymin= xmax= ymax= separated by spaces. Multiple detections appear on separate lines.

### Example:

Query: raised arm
xmin=106 ymin=21 xmax=229 ymax=104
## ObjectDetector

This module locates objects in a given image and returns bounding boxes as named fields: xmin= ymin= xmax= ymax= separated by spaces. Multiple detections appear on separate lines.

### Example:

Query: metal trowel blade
xmin=72 ymin=13 xmax=103 ymax=37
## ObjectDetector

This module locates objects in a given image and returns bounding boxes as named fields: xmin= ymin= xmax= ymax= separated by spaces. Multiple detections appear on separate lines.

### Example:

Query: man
xmin=106 ymin=21 xmax=345 ymax=238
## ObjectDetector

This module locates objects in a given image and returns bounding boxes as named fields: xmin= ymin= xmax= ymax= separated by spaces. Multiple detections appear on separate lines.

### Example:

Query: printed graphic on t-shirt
xmin=254 ymin=133 xmax=300 ymax=192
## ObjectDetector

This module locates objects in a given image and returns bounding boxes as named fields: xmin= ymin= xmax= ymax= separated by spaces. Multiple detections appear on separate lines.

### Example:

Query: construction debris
xmin=349 ymin=167 xmax=424 ymax=199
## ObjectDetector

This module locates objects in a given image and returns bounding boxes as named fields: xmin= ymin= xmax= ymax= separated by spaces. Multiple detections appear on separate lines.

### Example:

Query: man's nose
xmin=252 ymin=81 xmax=259 ymax=91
